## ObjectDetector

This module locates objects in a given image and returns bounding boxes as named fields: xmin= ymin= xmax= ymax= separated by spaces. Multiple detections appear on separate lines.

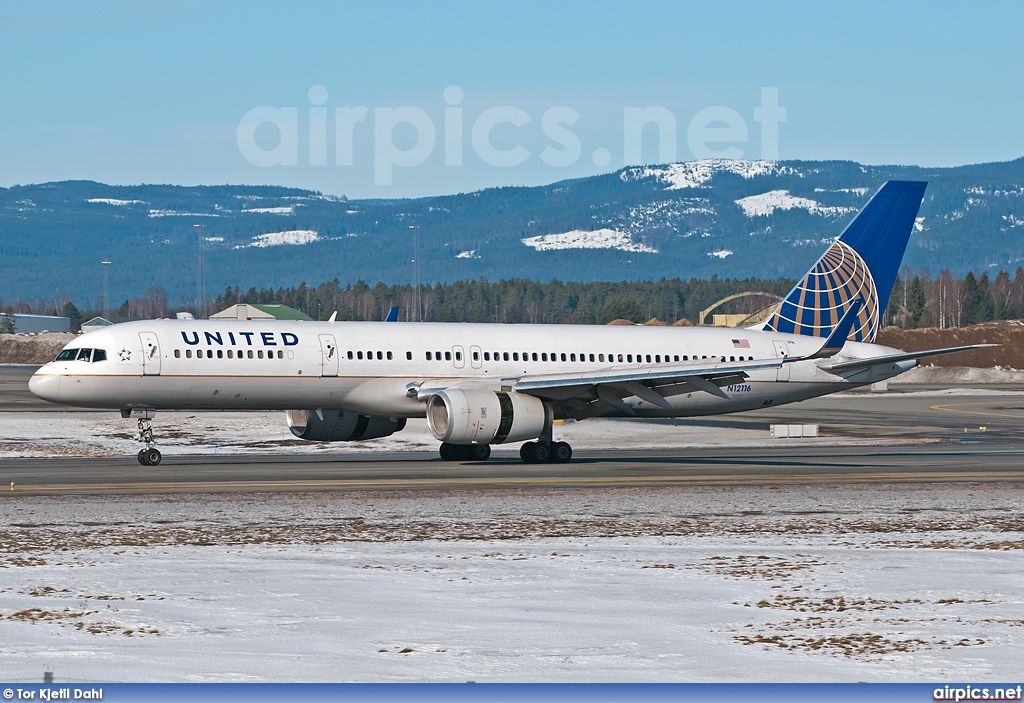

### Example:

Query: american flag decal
xmin=732 ymin=339 xmax=751 ymax=348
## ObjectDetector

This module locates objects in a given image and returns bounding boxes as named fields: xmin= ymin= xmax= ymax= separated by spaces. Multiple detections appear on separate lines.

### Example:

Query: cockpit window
xmin=54 ymin=348 xmax=106 ymax=362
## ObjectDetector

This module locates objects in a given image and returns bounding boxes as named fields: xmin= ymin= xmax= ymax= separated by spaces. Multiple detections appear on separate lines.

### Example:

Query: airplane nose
xmin=29 ymin=366 xmax=61 ymax=402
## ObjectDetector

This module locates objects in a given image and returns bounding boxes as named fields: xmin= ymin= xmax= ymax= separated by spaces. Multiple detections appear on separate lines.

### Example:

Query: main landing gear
xmin=520 ymin=441 xmax=572 ymax=464
xmin=437 ymin=441 xmax=573 ymax=463
xmin=439 ymin=442 xmax=491 ymax=461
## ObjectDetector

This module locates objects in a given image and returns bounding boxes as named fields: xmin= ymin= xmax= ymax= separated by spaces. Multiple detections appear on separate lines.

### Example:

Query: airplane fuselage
xmin=29 ymin=319 xmax=914 ymax=419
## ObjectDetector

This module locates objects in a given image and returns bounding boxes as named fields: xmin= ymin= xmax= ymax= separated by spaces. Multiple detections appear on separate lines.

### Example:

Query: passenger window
xmin=248 ymin=350 xmax=254 ymax=359
xmin=174 ymin=349 xmax=181 ymax=358
xmin=455 ymin=351 xmax=462 ymax=361
xmin=277 ymin=350 xmax=283 ymax=359
xmin=426 ymin=351 xmax=432 ymax=360
xmin=185 ymin=349 xmax=193 ymax=358
xmin=483 ymin=352 xmax=490 ymax=361
xmin=377 ymin=351 xmax=383 ymax=360
xmin=257 ymin=350 xmax=263 ymax=359
xmin=472 ymin=351 xmax=479 ymax=361
xmin=627 ymin=354 xmax=633 ymax=363
xmin=347 ymin=351 xmax=353 ymax=360
xmin=617 ymin=354 xmax=623 ymax=362
xmin=216 ymin=350 xmax=222 ymax=359
xmin=560 ymin=353 xmax=566 ymax=362
xmin=646 ymin=355 xmax=652 ymax=363
xmin=406 ymin=351 xmax=412 ymax=360
xmin=513 ymin=352 xmax=519 ymax=361
xmin=655 ymin=355 xmax=660 ymax=363
xmin=503 ymin=352 xmax=509 ymax=361
xmin=387 ymin=351 xmax=393 ymax=360
xmin=598 ymin=354 xmax=604 ymax=362
xmin=227 ymin=350 xmax=233 ymax=359
xmin=675 ymin=355 xmax=680 ymax=362
xmin=445 ymin=351 xmax=452 ymax=361
xmin=590 ymin=354 xmax=595 ymax=362
xmin=357 ymin=351 xmax=363 ymax=360
xmin=570 ymin=353 xmax=575 ymax=362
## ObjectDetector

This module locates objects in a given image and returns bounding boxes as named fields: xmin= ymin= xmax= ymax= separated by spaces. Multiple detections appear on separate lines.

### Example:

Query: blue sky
xmin=1 ymin=1 xmax=1022 ymax=199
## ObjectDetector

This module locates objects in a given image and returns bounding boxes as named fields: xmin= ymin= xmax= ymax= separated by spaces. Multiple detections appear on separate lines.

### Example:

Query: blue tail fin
xmin=761 ymin=180 xmax=926 ymax=343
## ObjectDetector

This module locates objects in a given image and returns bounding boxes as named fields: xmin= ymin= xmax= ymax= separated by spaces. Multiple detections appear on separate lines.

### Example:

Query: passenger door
xmin=138 ymin=332 xmax=161 ymax=376
xmin=319 ymin=334 xmax=339 ymax=377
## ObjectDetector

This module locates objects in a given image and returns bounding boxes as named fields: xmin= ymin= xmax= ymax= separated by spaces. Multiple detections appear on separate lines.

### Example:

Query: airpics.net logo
xmin=236 ymin=86 xmax=787 ymax=186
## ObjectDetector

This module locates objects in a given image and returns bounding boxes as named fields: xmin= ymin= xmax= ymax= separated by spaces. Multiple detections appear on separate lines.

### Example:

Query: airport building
xmin=4 ymin=313 xmax=72 ymax=333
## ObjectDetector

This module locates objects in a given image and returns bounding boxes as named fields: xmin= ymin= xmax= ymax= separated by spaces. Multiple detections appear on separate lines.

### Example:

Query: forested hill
xmin=2 ymin=157 xmax=1023 ymax=303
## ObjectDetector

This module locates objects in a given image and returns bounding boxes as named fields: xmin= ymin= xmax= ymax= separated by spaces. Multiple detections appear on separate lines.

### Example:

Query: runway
xmin=4 ymin=365 xmax=1024 ymax=493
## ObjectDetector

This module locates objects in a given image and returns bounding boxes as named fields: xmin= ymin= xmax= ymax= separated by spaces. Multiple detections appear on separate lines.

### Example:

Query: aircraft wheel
xmin=520 ymin=442 xmax=536 ymax=463
xmin=144 ymin=449 xmax=162 ymax=466
xmin=138 ymin=449 xmax=149 ymax=466
xmin=532 ymin=442 xmax=550 ymax=463
xmin=552 ymin=441 xmax=572 ymax=463
xmin=470 ymin=444 xmax=491 ymax=461
xmin=439 ymin=443 xmax=454 ymax=461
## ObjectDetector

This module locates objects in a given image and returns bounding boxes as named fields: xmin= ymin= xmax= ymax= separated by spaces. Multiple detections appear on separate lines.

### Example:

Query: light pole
xmin=409 ymin=225 xmax=421 ymax=322
xmin=101 ymin=259 xmax=111 ymax=318
xmin=194 ymin=224 xmax=205 ymax=318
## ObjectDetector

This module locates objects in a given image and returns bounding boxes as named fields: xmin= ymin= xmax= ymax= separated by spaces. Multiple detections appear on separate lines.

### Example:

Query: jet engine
xmin=285 ymin=409 xmax=406 ymax=442
xmin=425 ymin=389 xmax=548 ymax=444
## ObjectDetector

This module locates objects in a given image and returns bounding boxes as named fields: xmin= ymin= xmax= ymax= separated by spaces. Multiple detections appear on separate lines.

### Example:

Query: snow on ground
xmin=147 ymin=210 xmax=222 ymax=218
xmin=521 ymin=229 xmax=657 ymax=253
xmin=455 ymin=250 xmax=480 ymax=259
xmin=708 ymin=249 xmax=733 ymax=259
xmin=735 ymin=190 xmax=856 ymax=218
xmin=0 ymin=414 xmax=918 ymax=460
xmin=241 ymin=206 xmax=294 ymax=215
xmin=621 ymin=160 xmax=796 ymax=190
xmin=2 ymin=485 xmax=1023 ymax=682
xmin=86 ymin=198 xmax=145 ymax=206
xmin=235 ymin=229 xmax=319 ymax=249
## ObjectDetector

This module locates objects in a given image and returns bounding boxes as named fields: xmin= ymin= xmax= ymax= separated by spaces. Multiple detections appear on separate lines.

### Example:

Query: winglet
xmin=385 ymin=305 xmax=399 ymax=322
xmin=328 ymin=311 xmax=338 ymax=323
xmin=802 ymin=299 xmax=862 ymax=361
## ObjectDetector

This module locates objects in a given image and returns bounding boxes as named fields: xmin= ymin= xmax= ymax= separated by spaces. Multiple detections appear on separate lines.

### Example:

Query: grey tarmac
xmin=3 ymin=364 xmax=1024 ymax=494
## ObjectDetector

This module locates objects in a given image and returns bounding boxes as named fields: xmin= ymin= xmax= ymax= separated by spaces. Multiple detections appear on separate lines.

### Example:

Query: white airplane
xmin=30 ymin=180 xmax=989 ymax=466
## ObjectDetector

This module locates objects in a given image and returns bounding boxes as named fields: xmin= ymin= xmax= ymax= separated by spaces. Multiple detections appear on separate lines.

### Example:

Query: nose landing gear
xmin=135 ymin=419 xmax=162 ymax=465
xmin=123 ymin=408 xmax=162 ymax=466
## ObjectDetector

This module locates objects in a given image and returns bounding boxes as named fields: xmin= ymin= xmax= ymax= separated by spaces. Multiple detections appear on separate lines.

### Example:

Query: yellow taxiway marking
xmin=930 ymin=401 xmax=1024 ymax=421
xmin=9 ymin=471 xmax=1024 ymax=493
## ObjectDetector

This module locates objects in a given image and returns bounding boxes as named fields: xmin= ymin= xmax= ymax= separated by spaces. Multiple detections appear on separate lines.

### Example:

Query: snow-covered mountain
xmin=2 ymin=158 xmax=1023 ymax=300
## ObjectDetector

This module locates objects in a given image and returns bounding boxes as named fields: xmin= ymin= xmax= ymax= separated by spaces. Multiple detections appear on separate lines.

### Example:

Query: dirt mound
xmin=876 ymin=320 xmax=1024 ymax=369
xmin=0 ymin=333 xmax=77 ymax=365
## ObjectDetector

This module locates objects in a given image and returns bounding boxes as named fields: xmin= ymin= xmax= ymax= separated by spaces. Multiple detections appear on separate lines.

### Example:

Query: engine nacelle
xmin=426 ymin=390 xmax=548 ymax=444
xmin=285 ymin=409 xmax=406 ymax=442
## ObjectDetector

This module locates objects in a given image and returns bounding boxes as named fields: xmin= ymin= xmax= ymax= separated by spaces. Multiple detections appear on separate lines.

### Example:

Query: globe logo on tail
xmin=763 ymin=239 xmax=880 ymax=343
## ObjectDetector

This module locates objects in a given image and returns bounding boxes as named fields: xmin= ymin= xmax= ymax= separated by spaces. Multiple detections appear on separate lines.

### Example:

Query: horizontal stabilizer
xmin=824 ymin=344 xmax=999 ymax=372
xmin=801 ymin=299 xmax=862 ymax=361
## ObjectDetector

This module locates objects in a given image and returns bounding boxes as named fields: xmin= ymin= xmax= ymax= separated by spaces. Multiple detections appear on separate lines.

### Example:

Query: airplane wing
xmin=511 ymin=357 xmax=783 ymax=414
xmin=822 ymin=344 xmax=999 ymax=372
